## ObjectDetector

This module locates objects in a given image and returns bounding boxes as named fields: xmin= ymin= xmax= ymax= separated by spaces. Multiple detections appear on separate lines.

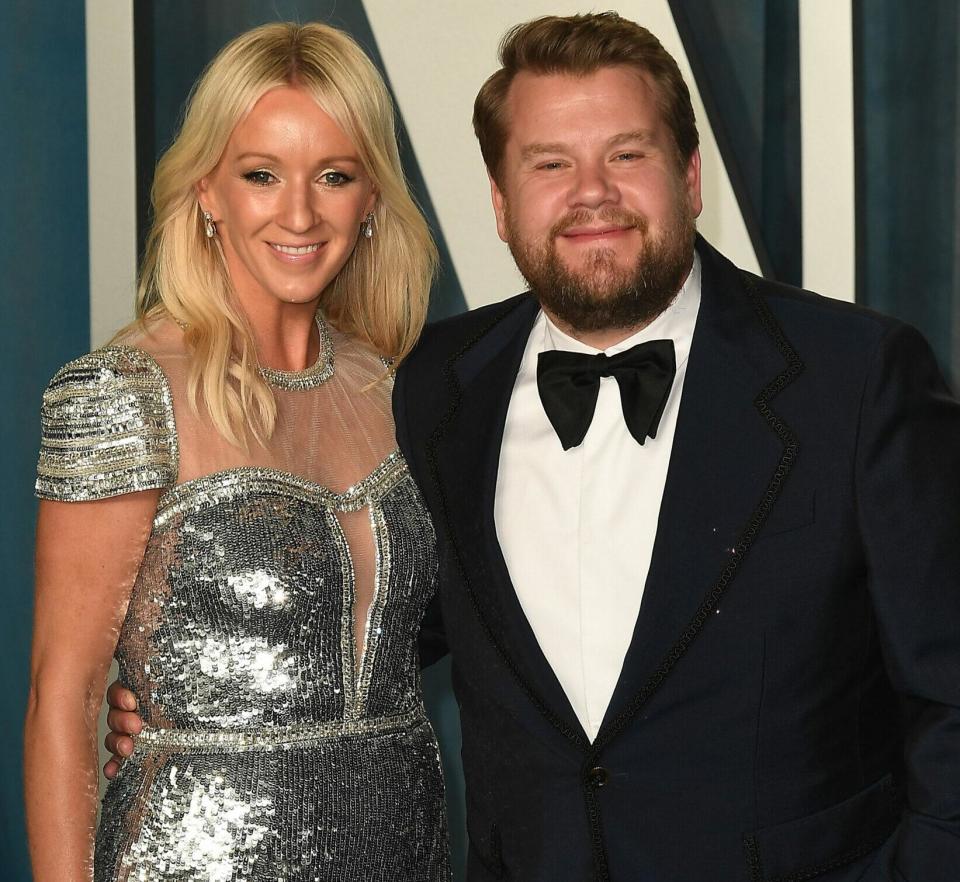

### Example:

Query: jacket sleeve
xmin=393 ymin=361 xmax=449 ymax=669
xmin=855 ymin=322 xmax=960 ymax=880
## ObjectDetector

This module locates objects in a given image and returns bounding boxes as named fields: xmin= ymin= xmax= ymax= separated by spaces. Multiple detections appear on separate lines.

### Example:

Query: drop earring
xmin=360 ymin=212 xmax=374 ymax=239
xmin=202 ymin=210 xmax=216 ymax=239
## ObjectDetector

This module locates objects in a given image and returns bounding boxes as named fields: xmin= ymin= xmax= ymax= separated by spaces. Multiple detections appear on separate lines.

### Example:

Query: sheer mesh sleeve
xmin=36 ymin=346 xmax=179 ymax=501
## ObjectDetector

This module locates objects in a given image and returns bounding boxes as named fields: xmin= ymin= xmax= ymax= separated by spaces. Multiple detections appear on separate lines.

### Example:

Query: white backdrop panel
xmin=800 ymin=0 xmax=856 ymax=303
xmin=86 ymin=0 xmax=137 ymax=345
xmin=365 ymin=0 xmax=760 ymax=308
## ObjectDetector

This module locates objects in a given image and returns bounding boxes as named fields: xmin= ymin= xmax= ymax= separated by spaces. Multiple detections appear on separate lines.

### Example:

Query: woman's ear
xmin=364 ymin=189 xmax=378 ymax=220
xmin=196 ymin=178 xmax=217 ymax=217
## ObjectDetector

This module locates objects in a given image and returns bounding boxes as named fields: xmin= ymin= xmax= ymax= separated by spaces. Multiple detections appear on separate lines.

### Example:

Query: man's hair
xmin=473 ymin=12 xmax=699 ymax=183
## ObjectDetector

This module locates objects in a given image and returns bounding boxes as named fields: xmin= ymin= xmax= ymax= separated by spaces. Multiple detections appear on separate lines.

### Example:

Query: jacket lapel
xmin=597 ymin=240 xmax=803 ymax=744
xmin=427 ymin=295 xmax=590 ymax=750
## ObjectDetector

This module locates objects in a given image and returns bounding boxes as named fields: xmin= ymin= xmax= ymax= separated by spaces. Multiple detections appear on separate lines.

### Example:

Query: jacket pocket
xmin=755 ymin=488 xmax=816 ymax=542
xmin=743 ymin=774 xmax=901 ymax=882
xmin=467 ymin=823 xmax=505 ymax=880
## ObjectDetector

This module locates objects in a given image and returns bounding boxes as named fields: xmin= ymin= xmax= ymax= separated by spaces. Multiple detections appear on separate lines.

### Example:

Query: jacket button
xmin=587 ymin=766 xmax=609 ymax=787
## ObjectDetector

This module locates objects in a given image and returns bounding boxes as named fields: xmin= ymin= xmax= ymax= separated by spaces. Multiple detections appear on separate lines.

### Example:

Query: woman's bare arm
xmin=25 ymin=490 xmax=158 ymax=882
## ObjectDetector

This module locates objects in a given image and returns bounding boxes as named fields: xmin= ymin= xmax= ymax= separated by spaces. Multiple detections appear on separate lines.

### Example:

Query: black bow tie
xmin=536 ymin=339 xmax=677 ymax=450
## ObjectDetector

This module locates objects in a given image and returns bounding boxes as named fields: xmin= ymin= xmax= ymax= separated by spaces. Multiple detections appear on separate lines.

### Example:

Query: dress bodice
xmin=124 ymin=453 xmax=437 ymax=739
xmin=38 ymin=317 xmax=438 ymax=736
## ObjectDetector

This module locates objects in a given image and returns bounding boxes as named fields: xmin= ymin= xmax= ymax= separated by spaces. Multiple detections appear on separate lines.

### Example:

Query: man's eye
xmin=538 ymin=161 xmax=565 ymax=171
xmin=614 ymin=152 xmax=641 ymax=161
xmin=243 ymin=170 xmax=275 ymax=186
xmin=321 ymin=171 xmax=352 ymax=186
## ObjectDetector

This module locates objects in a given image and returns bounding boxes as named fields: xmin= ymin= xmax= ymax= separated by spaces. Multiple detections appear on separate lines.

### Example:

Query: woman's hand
xmin=25 ymin=490 xmax=158 ymax=882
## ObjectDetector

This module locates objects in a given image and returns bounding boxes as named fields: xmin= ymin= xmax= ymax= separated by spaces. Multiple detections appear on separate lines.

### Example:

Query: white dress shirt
xmin=494 ymin=256 xmax=702 ymax=741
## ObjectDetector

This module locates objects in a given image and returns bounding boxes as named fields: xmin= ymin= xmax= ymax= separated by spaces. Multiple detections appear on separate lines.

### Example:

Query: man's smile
xmin=558 ymin=224 xmax=634 ymax=243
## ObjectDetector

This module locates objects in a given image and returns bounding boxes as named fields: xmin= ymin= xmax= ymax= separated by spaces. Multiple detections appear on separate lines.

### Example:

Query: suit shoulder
xmin=700 ymin=238 xmax=910 ymax=352
xmin=405 ymin=293 xmax=531 ymax=371
xmin=742 ymin=270 xmax=913 ymax=353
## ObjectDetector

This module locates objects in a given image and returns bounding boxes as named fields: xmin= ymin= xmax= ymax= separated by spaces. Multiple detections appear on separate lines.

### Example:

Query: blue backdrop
xmin=3 ymin=2 xmax=959 ymax=879
xmin=1 ymin=4 xmax=88 ymax=880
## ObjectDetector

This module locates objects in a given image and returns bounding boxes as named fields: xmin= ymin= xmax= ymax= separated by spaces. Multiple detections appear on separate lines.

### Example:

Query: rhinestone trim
xmin=134 ymin=709 xmax=428 ymax=754
xmin=258 ymin=314 xmax=335 ymax=390
xmin=355 ymin=503 xmax=392 ymax=716
xmin=153 ymin=450 xmax=408 ymax=528
xmin=335 ymin=510 xmax=359 ymax=718
xmin=36 ymin=346 xmax=180 ymax=501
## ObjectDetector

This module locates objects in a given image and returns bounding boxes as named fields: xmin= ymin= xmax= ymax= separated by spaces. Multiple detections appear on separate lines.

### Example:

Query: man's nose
xmin=568 ymin=163 xmax=618 ymax=209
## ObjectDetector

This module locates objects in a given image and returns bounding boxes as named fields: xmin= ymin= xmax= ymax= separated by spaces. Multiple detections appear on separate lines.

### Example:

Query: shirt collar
xmin=540 ymin=252 xmax=701 ymax=369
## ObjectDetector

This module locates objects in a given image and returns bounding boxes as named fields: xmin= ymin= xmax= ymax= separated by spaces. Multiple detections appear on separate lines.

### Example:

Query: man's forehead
xmin=505 ymin=65 xmax=654 ymax=104
xmin=502 ymin=66 xmax=663 ymax=142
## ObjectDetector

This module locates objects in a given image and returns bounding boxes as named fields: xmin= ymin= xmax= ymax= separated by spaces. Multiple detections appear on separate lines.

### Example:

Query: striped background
xmin=3 ymin=2 xmax=957 ymax=878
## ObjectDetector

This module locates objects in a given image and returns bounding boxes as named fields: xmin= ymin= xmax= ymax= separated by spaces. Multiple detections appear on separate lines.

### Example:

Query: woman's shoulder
xmin=111 ymin=315 xmax=189 ymax=363
xmin=37 ymin=323 xmax=182 ymax=502
xmin=46 ymin=345 xmax=166 ymax=392
xmin=328 ymin=324 xmax=393 ymax=383
xmin=50 ymin=315 xmax=187 ymax=383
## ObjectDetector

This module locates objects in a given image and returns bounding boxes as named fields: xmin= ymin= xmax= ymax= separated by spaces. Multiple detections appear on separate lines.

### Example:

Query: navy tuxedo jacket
xmin=393 ymin=239 xmax=960 ymax=882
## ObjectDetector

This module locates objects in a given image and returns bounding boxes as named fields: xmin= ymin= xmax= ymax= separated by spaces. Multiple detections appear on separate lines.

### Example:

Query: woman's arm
xmin=25 ymin=490 xmax=158 ymax=882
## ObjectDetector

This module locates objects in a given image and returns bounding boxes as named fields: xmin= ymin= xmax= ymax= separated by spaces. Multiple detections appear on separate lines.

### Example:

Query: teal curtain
xmin=855 ymin=0 xmax=960 ymax=384
xmin=0 ymin=2 xmax=89 ymax=878
xmin=670 ymin=0 xmax=802 ymax=285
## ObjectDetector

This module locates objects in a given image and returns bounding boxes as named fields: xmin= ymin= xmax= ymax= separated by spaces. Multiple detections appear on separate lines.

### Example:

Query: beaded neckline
xmin=258 ymin=314 xmax=335 ymax=390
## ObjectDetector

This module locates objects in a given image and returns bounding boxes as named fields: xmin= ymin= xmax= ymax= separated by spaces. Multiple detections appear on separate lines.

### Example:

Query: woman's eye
xmin=320 ymin=170 xmax=352 ymax=186
xmin=243 ymin=169 xmax=275 ymax=186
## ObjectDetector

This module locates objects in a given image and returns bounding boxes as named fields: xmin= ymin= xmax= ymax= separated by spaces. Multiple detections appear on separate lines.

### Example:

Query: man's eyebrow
xmin=520 ymin=142 xmax=570 ymax=161
xmin=607 ymin=130 xmax=656 ymax=147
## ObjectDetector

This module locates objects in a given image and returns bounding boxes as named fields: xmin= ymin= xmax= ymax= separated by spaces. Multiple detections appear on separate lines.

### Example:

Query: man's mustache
xmin=549 ymin=209 xmax=649 ymax=240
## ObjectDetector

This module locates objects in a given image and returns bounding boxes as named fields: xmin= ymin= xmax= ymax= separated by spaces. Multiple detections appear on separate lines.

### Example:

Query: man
xmin=106 ymin=13 xmax=960 ymax=881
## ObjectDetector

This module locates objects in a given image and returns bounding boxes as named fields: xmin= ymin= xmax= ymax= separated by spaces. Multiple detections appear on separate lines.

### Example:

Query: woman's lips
xmin=268 ymin=241 xmax=325 ymax=263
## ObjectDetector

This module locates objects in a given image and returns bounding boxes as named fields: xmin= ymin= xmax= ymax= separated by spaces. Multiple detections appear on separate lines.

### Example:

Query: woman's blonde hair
xmin=126 ymin=21 xmax=436 ymax=447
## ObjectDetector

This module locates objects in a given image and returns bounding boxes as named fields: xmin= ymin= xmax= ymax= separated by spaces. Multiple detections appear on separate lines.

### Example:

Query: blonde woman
xmin=25 ymin=22 xmax=449 ymax=882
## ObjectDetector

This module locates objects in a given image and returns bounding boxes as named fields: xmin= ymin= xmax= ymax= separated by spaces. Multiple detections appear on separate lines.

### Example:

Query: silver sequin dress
xmin=36 ymin=318 xmax=450 ymax=882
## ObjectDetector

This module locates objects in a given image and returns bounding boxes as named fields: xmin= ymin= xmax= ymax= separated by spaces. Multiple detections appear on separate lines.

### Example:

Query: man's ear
xmin=488 ymin=170 xmax=509 ymax=244
xmin=684 ymin=147 xmax=703 ymax=219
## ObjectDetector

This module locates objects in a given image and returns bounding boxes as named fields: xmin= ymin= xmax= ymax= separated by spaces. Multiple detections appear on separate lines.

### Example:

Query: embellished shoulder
xmin=36 ymin=346 xmax=179 ymax=501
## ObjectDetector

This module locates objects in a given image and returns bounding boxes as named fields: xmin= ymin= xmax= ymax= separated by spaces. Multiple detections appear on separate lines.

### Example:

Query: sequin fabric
xmin=36 ymin=347 xmax=180 ymax=501
xmin=37 ymin=322 xmax=450 ymax=881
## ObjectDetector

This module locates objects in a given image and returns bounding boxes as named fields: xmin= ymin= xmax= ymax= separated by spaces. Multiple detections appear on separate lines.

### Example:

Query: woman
xmin=25 ymin=22 xmax=449 ymax=882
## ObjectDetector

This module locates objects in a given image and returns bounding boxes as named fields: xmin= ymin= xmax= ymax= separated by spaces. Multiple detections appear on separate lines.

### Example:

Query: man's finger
xmin=106 ymin=681 xmax=137 ymax=711
xmin=103 ymin=756 xmax=122 ymax=780
xmin=106 ymin=709 xmax=143 ymax=735
xmin=104 ymin=732 xmax=135 ymax=757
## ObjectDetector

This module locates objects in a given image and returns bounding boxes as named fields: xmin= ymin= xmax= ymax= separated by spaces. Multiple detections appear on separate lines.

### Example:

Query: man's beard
xmin=505 ymin=199 xmax=697 ymax=333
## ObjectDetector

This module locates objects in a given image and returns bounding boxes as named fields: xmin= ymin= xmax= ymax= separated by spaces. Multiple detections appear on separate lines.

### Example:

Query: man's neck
xmin=539 ymin=258 xmax=695 ymax=351
xmin=541 ymin=310 xmax=655 ymax=351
